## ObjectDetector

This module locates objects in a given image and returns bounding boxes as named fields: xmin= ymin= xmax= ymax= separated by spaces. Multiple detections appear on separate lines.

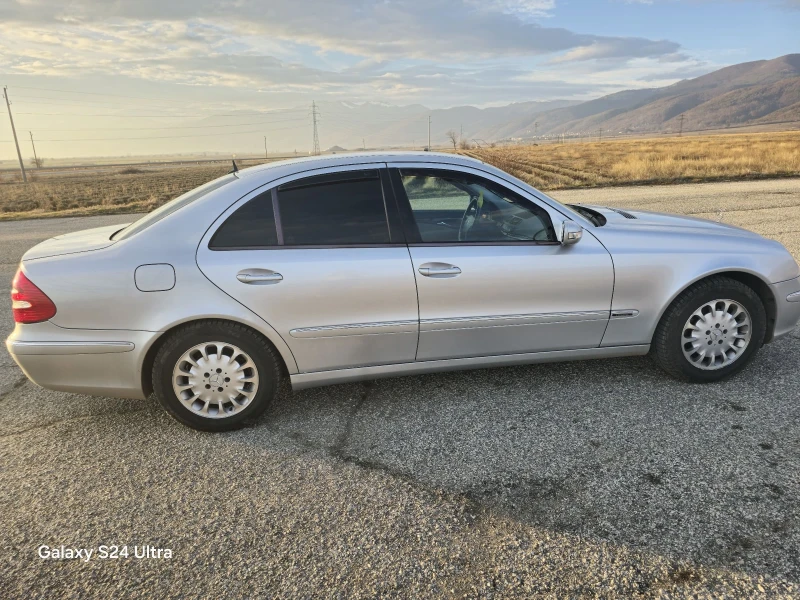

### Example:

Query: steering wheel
xmin=458 ymin=195 xmax=481 ymax=241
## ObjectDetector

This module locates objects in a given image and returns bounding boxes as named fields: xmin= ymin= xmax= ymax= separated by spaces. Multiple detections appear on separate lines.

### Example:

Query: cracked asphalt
xmin=2 ymin=178 xmax=800 ymax=598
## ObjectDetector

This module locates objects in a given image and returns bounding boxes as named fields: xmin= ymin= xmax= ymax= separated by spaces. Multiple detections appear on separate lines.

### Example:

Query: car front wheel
xmin=652 ymin=276 xmax=767 ymax=382
xmin=152 ymin=321 xmax=280 ymax=431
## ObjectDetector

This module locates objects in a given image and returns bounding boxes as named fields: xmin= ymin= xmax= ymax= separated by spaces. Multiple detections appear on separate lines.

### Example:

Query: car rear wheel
xmin=152 ymin=321 xmax=280 ymax=431
xmin=652 ymin=276 xmax=767 ymax=382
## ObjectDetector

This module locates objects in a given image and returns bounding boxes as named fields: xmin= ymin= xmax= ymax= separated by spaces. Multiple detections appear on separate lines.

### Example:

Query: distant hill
xmin=498 ymin=54 xmax=800 ymax=138
xmin=47 ymin=55 xmax=797 ymax=158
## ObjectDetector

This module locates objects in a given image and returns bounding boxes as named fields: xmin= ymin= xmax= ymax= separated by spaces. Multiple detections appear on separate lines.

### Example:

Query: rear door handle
xmin=236 ymin=269 xmax=283 ymax=285
xmin=418 ymin=263 xmax=461 ymax=278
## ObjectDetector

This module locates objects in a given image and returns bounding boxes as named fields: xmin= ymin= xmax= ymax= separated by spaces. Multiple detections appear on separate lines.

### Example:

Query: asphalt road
xmin=2 ymin=179 xmax=800 ymax=598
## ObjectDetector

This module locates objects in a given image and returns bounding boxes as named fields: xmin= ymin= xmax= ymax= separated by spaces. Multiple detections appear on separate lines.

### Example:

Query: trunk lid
xmin=21 ymin=224 xmax=128 ymax=261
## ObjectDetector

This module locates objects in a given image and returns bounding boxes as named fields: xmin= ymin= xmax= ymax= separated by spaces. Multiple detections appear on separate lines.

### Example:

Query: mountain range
xmin=18 ymin=54 xmax=795 ymax=160
xmin=304 ymin=54 xmax=800 ymax=148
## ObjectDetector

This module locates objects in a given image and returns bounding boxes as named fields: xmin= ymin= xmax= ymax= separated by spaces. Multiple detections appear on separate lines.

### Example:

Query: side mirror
xmin=560 ymin=220 xmax=583 ymax=246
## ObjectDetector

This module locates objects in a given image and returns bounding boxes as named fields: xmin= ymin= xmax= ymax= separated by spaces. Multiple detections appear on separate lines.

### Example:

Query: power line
xmin=23 ymin=117 xmax=309 ymax=132
xmin=11 ymin=85 xmax=206 ymax=105
xmin=16 ymin=108 xmax=307 ymax=118
xmin=12 ymin=96 xmax=195 ymax=109
xmin=34 ymin=124 xmax=305 ymax=142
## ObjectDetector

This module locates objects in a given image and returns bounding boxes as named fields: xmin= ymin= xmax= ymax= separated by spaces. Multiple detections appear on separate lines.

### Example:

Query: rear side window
xmin=277 ymin=170 xmax=390 ymax=246
xmin=210 ymin=191 xmax=278 ymax=248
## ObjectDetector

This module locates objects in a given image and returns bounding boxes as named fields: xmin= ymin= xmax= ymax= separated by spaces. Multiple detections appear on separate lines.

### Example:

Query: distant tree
xmin=30 ymin=157 xmax=45 ymax=168
xmin=458 ymin=138 xmax=472 ymax=150
xmin=446 ymin=129 xmax=458 ymax=150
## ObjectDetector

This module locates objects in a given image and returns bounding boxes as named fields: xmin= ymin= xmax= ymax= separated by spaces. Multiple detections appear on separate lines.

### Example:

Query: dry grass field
xmin=0 ymin=164 xmax=233 ymax=220
xmin=464 ymin=131 xmax=800 ymax=190
xmin=0 ymin=131 xmax=799 ymax=220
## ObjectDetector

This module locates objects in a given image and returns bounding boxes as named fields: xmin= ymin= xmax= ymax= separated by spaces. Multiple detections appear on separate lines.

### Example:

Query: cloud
xmin=0 ymin=0 xmax=698 ymax=116
xmin=1 ymin=0 xmax=682 ymax=61
xmin=550 ymin=38 xmax=681 ymax=63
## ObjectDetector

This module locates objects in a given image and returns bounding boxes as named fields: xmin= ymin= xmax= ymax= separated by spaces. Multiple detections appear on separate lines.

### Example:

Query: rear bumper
xmin=771 ymin=276 xmax=800 ymax=341
xmin=5 ymin=322 xmax=159 ymax=400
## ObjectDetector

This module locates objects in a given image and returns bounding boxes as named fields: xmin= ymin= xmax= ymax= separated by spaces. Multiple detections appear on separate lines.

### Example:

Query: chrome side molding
xmin=291 ymin=345 xmax=651 ymax=389
xmin=610 ymin=309 xmax=640 ymax=319
xmin=9 ymin=341 xmax=135 ymax=355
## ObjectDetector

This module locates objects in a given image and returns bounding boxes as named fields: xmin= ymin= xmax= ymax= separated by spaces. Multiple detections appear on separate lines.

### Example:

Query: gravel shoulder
xmin=1 ymin=180 xmax=799 ymax=598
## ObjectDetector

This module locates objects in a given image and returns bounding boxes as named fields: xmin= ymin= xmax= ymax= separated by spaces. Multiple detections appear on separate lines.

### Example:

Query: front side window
xmin=277 ymin=170 xmax=390 ymax=246
xmin=398 ymin=169 xmax=556 ymax=243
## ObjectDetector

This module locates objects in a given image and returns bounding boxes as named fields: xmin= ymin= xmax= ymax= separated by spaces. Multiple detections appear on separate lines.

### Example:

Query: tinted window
xmin=210 ymin=191 xmax=278 ymax=248
xmin=398 ymin=169 xmax=555 ymax=243
xmin=113 ymin=174 xmax=236 ymax=240
xmin=278 ymin=171 xmax=390 ymax=245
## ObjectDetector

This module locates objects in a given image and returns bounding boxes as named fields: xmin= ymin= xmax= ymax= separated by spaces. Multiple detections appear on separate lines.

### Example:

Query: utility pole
xmin=362 ymin=138 xmax=365 ymax=150
xmin=678 ymin=114 xmax=685 ymax=137
xmin=29 ymin=131 xmax=40 ymax=168
xmin=264 ymin=136 xmax=268 ymax=159
xmin=534 ymin=121 xmax=538 ymax=138
xmin=598 ymin=128 xmax=602 ymax=142
xmin=311 ymin=101 xmax=320 ymax=156
xmin=3 ymin=86 xmax=27 ymax=183
xmin=427 ymin=115 xmax=431 ymax=150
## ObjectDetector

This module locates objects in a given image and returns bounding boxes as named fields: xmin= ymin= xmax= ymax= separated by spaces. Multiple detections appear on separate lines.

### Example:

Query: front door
xmin=197 ymin=165 xmax=419 ymax=373
xmin=388 ymin=165 xmax=614 ymax=361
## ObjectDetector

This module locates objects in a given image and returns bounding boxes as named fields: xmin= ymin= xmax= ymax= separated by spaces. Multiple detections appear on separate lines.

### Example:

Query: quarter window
xmin=210 ymin=191 xmax=278 ymax=248
xmin=277 ymin=170 xmax=390 ymax=246
xmin=398 ymin=169 xmax=556 ymax=243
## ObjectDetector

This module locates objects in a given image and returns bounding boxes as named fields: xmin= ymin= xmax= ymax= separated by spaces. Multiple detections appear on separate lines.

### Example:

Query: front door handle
xmin=418 ymin=263 xmax=461 ymax=278
xmin=236 ymin=269 xmax=283 ymax=285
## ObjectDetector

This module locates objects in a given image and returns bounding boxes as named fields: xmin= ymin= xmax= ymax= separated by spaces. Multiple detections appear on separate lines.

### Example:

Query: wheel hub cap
xmin=681 ymin=299 xmax=751 ymax=371
xmin=172 ymin=342 xmax=259 ymax=419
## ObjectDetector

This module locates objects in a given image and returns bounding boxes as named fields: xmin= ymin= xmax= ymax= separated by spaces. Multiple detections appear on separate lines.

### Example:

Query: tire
xmin=652 ymin=276 xmax=767 ymax=382
xmin=152 ymin=320 xmax=280 ymax=431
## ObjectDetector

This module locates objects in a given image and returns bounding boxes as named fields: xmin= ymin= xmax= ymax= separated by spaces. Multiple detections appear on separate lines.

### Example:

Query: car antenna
xmin=230 ymin=159 xmax=238 ymax=174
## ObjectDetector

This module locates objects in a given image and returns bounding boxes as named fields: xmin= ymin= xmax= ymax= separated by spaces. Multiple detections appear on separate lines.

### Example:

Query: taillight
xmin=11 ymin=269 xmax=57 ymax=324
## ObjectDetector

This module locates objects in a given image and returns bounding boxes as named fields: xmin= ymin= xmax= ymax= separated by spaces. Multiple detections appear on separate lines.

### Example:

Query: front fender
xmin=597 ymin=229 xmax=798 ymax=347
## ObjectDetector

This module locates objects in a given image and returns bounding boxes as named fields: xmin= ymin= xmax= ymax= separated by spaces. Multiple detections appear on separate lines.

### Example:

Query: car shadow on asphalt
xmin=255 ymin=336 xmax=800 ymax=583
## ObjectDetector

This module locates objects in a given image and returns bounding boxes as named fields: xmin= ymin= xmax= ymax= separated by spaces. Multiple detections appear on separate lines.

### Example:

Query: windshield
xmin=111 ymin=174 xmax=237 ymax=241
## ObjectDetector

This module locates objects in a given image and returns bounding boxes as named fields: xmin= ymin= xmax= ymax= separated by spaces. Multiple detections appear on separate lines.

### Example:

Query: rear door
xmin=388 ymin=164 xmax=614 ymax=361
xmin=197 ymin=165 xmax=419 ymax=373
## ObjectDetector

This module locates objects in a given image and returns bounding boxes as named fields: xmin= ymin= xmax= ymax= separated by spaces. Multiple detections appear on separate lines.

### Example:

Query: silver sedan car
xmin=7 ymin=152 xmax=800 ymax=431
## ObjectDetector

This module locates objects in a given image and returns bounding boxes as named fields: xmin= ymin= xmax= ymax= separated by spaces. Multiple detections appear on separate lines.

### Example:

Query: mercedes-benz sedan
xmin=7 ymin=152 xmax=800 ymax=430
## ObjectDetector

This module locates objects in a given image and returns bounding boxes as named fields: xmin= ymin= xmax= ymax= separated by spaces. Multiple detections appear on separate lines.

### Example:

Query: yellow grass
xmin=463 ymin=131 xmax=800 ymax=190
xmin=1 ymin=132 xmax=799 ymax=220
xmin=0 ymin=165 xmax=231 ymax=219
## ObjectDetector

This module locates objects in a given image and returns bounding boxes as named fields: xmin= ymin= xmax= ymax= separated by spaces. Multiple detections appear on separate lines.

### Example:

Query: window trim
xmin=271 ymin=188 xmax=285 ymax=245
xmin=207 ymin=164 xmax=405 ymax=251
xmin=388 ymin=167 xmax=559 ymax=246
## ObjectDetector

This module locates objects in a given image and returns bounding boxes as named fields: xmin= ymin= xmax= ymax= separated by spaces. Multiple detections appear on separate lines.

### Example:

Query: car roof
xmin=235 ymin=151 xmax=491 ymax=180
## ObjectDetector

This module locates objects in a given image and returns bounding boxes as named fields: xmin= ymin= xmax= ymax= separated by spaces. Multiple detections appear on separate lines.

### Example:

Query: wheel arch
xmin=140 ymin=317 xmax=295 ymax=398
xmin=652 ymin=269 xmax=777 ymax=345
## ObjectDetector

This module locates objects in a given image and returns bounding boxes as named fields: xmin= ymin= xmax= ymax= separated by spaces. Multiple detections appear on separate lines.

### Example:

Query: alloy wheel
xmin=681 ymin=299 xmax=752 ymax=370
xmin=171 ymin=341 xmax=259 ymax=418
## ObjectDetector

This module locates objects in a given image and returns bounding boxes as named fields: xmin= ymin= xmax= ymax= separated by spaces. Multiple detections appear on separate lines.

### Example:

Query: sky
xmin=0 ymin=0 xmax=798 ymax=160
